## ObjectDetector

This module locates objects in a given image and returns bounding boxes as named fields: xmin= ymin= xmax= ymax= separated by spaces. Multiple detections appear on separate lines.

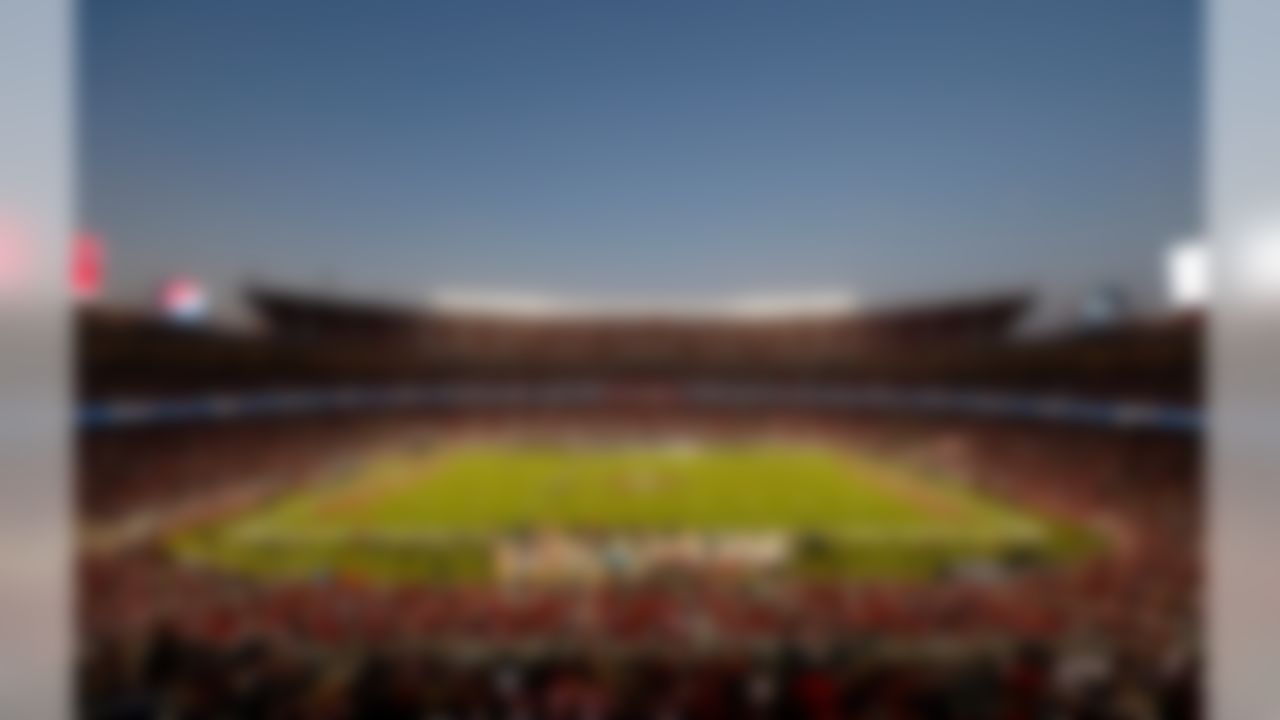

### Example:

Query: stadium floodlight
xmin=1166 ymin=240 xmax=1209 ymax=308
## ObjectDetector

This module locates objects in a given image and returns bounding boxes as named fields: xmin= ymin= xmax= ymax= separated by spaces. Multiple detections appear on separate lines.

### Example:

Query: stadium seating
xmin=77 ymin=291 xmax=1202 ymax=719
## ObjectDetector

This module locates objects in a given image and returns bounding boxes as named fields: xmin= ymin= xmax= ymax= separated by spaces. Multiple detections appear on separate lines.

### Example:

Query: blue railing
xmin=80 ymin=382 xmax=1201 ymax=434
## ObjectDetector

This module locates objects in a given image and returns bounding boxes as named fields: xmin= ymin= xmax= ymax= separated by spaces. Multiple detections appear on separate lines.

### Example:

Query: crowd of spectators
xmin=79 ymin=414 xmax=1200 ymax=719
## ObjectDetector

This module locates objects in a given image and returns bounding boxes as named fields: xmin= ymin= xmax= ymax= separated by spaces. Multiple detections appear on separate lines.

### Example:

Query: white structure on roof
xmin=425 ymin=288 xmax=860 ymax=320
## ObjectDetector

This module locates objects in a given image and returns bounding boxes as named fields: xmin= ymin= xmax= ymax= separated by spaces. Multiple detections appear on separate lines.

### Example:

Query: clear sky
xmin=81 ymin=0 xmax=1199 ymax=320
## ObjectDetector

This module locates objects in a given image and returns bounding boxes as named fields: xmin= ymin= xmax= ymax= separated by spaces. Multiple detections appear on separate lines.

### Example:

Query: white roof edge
xmin=424 ymin=289 xmax=860 ymax=320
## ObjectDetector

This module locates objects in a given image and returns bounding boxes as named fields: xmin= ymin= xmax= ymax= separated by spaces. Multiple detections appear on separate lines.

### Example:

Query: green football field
xmin=171 ymin=443 xmax=1097 ymax=582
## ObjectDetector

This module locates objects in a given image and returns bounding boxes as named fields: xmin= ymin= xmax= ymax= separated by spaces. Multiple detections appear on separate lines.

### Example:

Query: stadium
xmin=77 ymin=287 xmax=1202 ymax=719
xmin=69 ymin=1 xmax=1212 ymax=714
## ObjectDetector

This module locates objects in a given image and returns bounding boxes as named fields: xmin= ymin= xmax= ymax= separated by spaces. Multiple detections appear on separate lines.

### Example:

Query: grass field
xmin=172 ymin=443 xmax=1097 ymax=583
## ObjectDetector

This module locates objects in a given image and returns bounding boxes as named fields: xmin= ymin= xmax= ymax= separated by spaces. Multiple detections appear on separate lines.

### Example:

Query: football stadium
xmin=77 ymin=288 xmax=1202 ymax=718
xmin=75 ymin=3 xmax=1202 ymax=717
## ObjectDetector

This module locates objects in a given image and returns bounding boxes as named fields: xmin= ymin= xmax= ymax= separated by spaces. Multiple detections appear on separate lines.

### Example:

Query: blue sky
xmin=81 ymin=0 xmax=1198 ymax=319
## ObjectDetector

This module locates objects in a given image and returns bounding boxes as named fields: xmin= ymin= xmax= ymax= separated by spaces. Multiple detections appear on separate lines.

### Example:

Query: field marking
xmin=220 ymin=524 xmax=1041 ymax=547
xmin=216 ymin=446 xmax=1050 ymax=552
xmin=834 ymin=452 xmax=1044 ymax=542
xmin=836 ymin=454 xmax=972 ymax=522
xmin=312 ymin=452 xmax=443 ymax=519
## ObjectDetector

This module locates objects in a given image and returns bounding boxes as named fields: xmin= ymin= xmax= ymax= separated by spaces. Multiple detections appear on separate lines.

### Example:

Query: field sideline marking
xmin=838 ymin=453 xmax=973 ymax=521
xmin=835 ymin=451 xmax=1044 ymax=541
xmin=312 ymin=451 xmax=444 ymax=519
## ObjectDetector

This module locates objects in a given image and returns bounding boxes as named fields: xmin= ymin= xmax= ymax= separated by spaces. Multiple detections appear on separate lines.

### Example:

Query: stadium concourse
xmin=77 ymin=288 xmax=1202 ymax=719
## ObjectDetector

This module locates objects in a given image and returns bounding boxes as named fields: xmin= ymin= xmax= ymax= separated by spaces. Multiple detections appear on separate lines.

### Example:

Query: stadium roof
xmin=246 ymin=283 xmax=1030 ymax=327
xmin=423 ymin=289 xmax=860 ymax=320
